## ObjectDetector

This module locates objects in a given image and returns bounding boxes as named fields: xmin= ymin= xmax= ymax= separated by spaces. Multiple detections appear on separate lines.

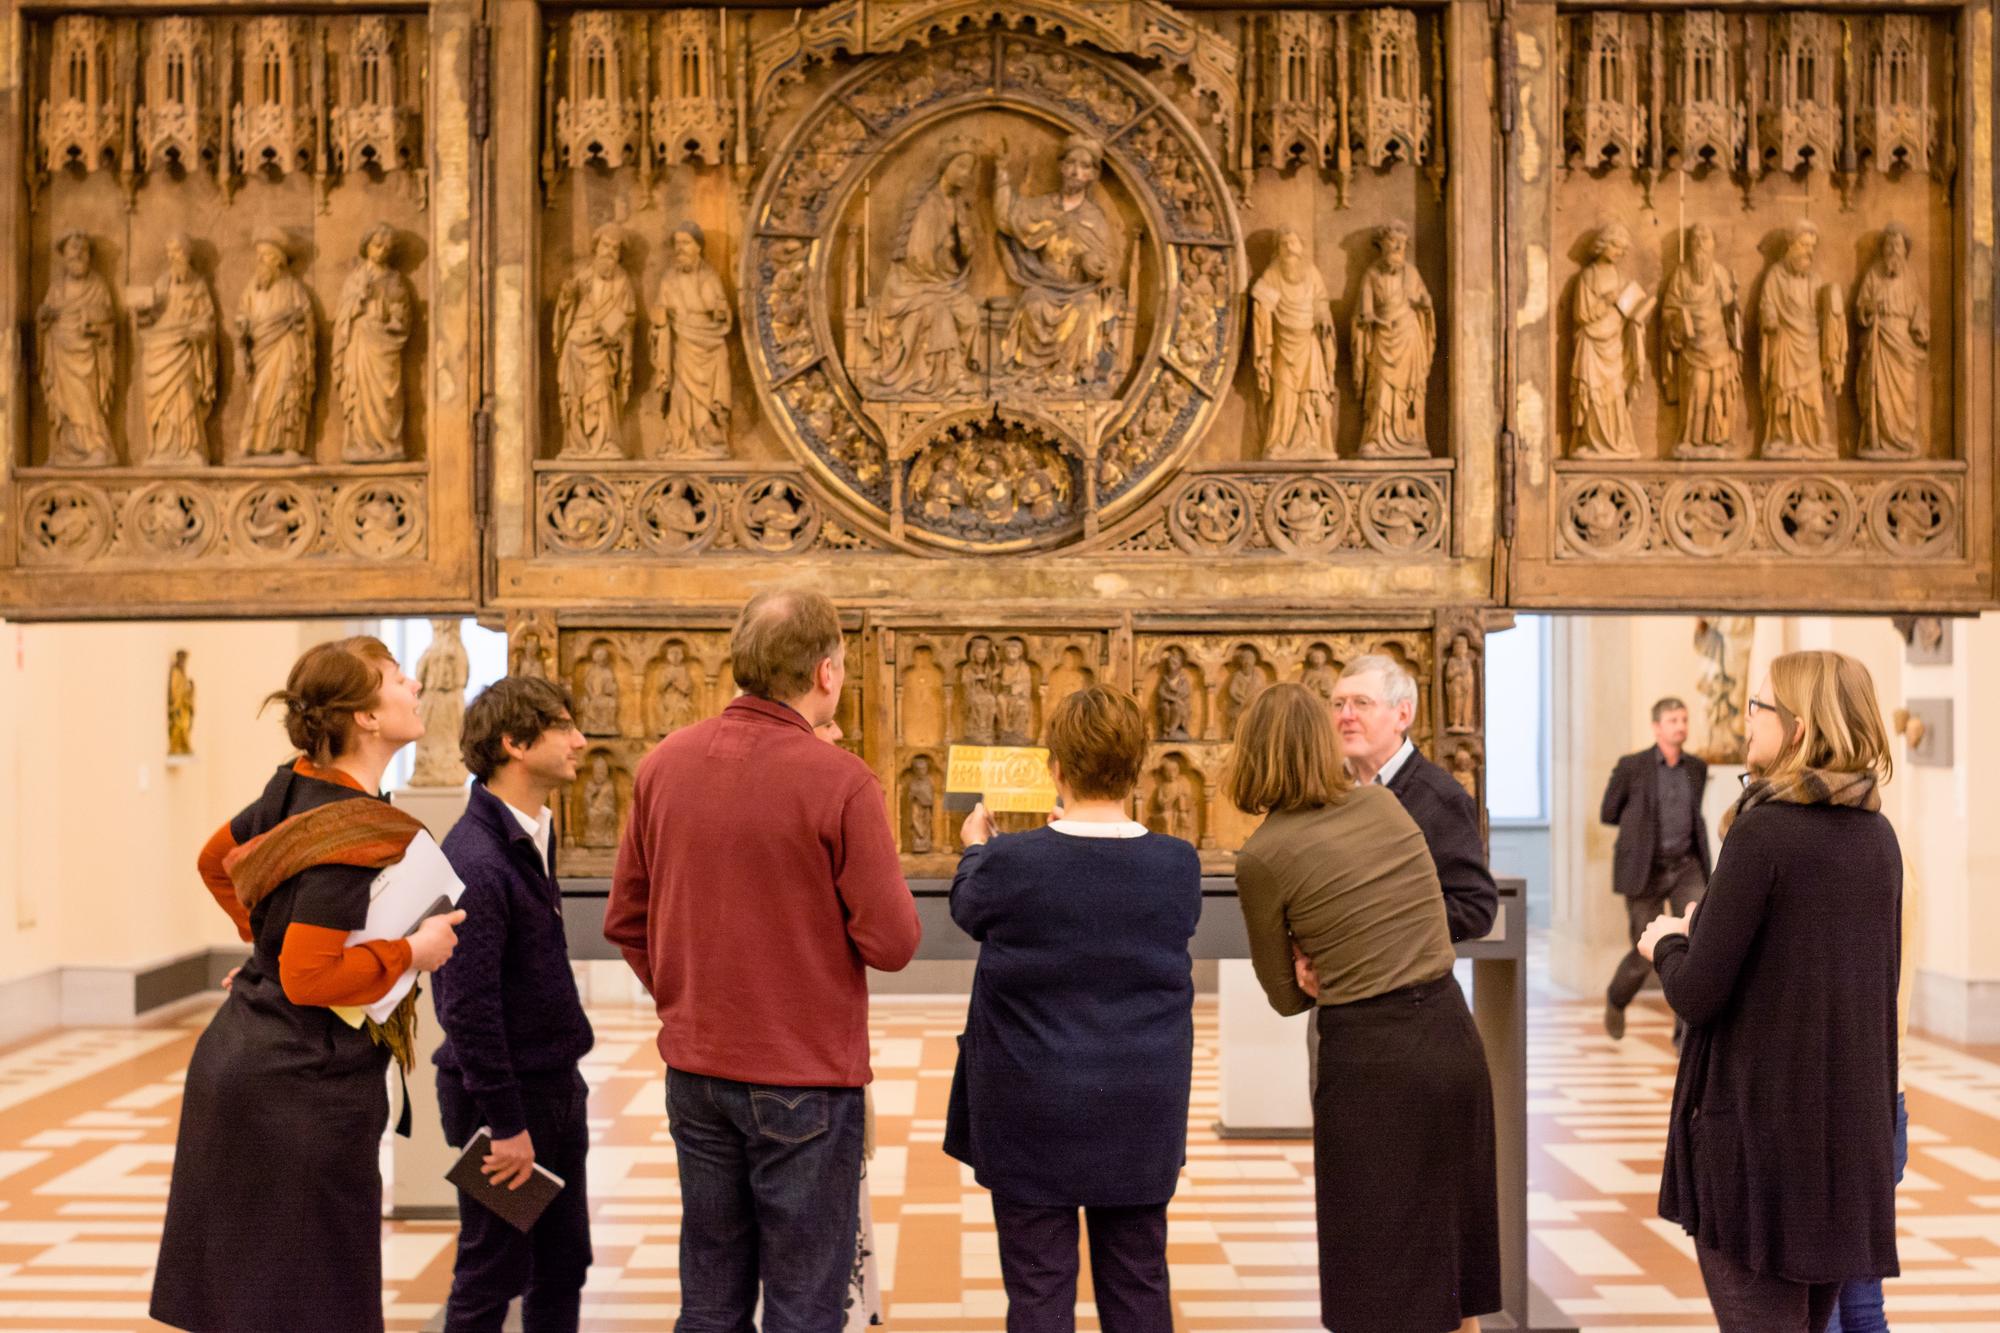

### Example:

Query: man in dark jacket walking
xmin=1600 ymin=696 xmax=1712 ymax=1040
xmin=433 ymin=676 xmax=595 ymax=1332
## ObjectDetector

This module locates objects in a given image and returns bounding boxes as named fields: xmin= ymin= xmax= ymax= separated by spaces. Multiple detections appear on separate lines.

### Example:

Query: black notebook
xmin=445 ymin=1129 xmax=566 ymax=1233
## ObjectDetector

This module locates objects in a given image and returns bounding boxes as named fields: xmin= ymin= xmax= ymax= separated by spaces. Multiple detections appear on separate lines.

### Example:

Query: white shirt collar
xmin=501 ymin=796 xmax=553 ymax=860
xmin=1048 ymin=818 xmax=1150 ymax=839
xmin=1374 ymin=739 xmax=1417 ymax=788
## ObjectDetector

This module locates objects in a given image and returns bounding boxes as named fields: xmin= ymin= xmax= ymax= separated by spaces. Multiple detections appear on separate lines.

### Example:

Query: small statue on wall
xmin=410 ymin=619 xmax=470 ymax=788
xmin=996 ymin=637 xmax=1035 ymax=745
xmin=580 ymin=754 xmax=620 ymax=846
xmin=1156 ymin=646 xmax=1194 ymax=740
xmin=1570 ymin=223 xmax=1650 ymax=459
xmin=235 ymin=229 xmax=317 ymax=465
xmin=133 ymin=234 xmax=218 ymax=468
xmin=1660 ymin=223 xmax=1743 ymax=458
xmin=1148 ymin=755 xmax=1197 ymax=843
xmin=960 ymin=635 xmax=1000 ymax=744
xmin=1692 ymin=615 xmax=1754 ymax=762
xmin=1449 ymin=745 xmax=1479 ymax=801
xmin=39 ymin=231 xmax=117 ymax=468
xmin=515 ymin=629 xmax=552 ymax=681
xmin=651 ymin=221 xmax=734 ymax=458
xmin=906 ymin=753 xmax=937 ymax=854
xmin=1220 ymin=645 xmax=1266 ymax=738
xmin=332 ymin=224 xmax=415 ymax=463
xmin=1250 ymin=226 xmax=1337 ymax=459
xmin=167 ymin=649 xmax=196 ymax=757
xmin=1855 ymin=223 xmax=1930 ymax=461
xmin=1354 ymin=221 xmax=1437 ymax=459
xmin=1759 ymin=221 xmax=1846 ymax=460
xmin=994 ymin=134 xmax=1121 ymax=389
xmin=555 ymin=224 xmax=638 ymax=459
xmin=658 ymin=641 xmax=699 ymax=735
xmin=578 ymin=642 xmax=621 ymax=735
xmin=860 ymin=138 xmax=983 ymax=397
xmin=1444 ymin=634 xmax=1477 ymax=733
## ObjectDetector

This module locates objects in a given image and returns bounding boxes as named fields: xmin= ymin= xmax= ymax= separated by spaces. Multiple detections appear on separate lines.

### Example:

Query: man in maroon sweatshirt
xmin=605 ymin=589 xmax=920 ymax=1329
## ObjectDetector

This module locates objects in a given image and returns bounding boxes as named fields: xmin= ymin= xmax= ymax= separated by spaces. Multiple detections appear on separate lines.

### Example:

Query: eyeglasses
xmin=1745 ymin=696 xmax=1774 ymax=718
xmin=1331 ymin=696 xmax=1380 ymax=716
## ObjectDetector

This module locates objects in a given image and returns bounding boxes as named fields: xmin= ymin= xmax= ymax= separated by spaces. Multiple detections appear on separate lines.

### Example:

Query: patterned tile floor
xmin=0 ymin=967 xmax=1995 ymax=1331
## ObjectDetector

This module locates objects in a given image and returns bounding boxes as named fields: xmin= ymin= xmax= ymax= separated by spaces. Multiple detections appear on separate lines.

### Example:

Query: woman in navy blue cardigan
xmin=944 ymin=685 xmax=1203 ymax=1332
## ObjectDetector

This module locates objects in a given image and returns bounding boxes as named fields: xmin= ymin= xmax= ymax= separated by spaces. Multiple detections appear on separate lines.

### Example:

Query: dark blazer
xmin=1600 ymin=746 xmax=1712 ymax=897
xmin=1386 ymin=749 xmax=1499 ymax=942
xmin=1654 ymin=801 xmax=1901 ymax=1283
xmin=943 ymin=826 xmax=1202 ymax=1208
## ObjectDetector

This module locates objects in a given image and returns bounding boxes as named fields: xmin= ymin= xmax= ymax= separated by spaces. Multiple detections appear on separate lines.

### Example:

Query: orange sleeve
xmin=278 ymin=922 xmax=414 ymax=1007
xmin=198 ymin=822 xmax=254 ymax=943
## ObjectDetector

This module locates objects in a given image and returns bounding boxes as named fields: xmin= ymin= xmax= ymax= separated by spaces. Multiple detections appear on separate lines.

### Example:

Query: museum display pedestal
xmin=389 ymin=782 xmax=472 ymax=1220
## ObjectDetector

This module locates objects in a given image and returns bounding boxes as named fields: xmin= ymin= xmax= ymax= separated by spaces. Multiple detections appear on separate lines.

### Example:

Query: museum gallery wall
xmin=1 ymin=1 xmax=1991 ymax=870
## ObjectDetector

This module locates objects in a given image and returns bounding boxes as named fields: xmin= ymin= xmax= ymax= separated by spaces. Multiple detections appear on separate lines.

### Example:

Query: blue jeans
xmin=666 ymin=1067 xmax=864 ymax=1333
xmin=1825 ymin=1091 xmax=1910 ymax=1333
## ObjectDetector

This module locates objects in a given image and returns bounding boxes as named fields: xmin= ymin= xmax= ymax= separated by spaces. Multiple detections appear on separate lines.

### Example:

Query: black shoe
xmin=1604 ymin=1002 xmax=1626 ymax=1040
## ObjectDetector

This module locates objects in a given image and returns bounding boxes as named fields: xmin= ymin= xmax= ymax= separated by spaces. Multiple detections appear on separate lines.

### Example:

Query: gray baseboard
xmin=1914 ymin=967 xmax=2000 ymax=1046
xmin=0 ymin=947 xmax=249 ymax=1046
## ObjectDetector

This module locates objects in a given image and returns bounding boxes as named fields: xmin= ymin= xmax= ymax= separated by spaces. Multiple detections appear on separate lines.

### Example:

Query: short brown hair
xmin=461 ymin=676 xmax=578 ymax=783
xmin=729 ymin=590 xmax=842 ymax=700
xmin=1227 ymin=683 xmax=1353 ymax=815
xmin=1045 ymin=685 xmax=1147 ymax=800
xmin=1764 ymin=650 xmax=1892 ymax=786
xmin=263 ymin=636 xmax=397 ymax=763
xmin=1652 ymin=696 xmax=1688 ymax=723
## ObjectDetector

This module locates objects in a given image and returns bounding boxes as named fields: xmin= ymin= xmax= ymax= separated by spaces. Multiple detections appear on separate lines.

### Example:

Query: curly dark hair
xmin=461 ymin=676 xmax=578 ymax=782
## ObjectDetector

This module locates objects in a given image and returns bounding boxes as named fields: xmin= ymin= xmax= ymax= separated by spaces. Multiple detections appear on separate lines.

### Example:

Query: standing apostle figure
xmin=236 ymin=229 xmax=317 ymax=464
xmin=1251 ymin=226 xmax=1338 ymax=459
xmin=39 ymin=231 xmax=117 ymax=467
xmin=651 ymin=221 xmax=734 ymax=458
xmin=1855 ymin=223 xmax=1930 ymax=460
xmin=555 ymin=224 xmax=638 ymax=459
xmin=134 ymin=235 xmax=218 ymax=467
xmin=1354 ymin=221 xmax=1436 ymax=458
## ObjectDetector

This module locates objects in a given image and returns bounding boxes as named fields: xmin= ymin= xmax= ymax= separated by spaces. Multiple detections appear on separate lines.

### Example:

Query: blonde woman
xmin=1640 ymin=650 xmax=1900 ymax=1332
xmin=1229 ymin=684 xmax=1498 ymax=1333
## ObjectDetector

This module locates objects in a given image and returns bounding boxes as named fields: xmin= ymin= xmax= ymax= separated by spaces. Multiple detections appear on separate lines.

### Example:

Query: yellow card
xmin=945 ymin=745 xmax=1059 ymax=814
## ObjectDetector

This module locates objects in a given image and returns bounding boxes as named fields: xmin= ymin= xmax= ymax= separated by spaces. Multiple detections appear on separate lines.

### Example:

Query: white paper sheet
xmin=336 ymin=829 xmax=465 ymax=1025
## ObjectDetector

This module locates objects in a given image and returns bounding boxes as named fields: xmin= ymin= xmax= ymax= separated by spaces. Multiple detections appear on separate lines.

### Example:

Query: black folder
xmin=445 ymin=1129 xmax=566 ymax=1233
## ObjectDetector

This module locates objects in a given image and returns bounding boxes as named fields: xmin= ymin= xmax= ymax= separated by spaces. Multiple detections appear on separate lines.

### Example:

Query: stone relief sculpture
xmin=906 ymin=754 xmax=937 ymax=854
xmin=580 ymin=754 xmax=620 ymax=846
xmin=1855 ymin=223 xmax=1930 ymax=460
xmin=1570 ymin=223 xmax=1650 ymax=459
xmin=651 ymin=221 xmax=734 ymax=458
xmin=1660 ymin=223 xmax=1743 ymax=457
xmin=1444 ymin=634 xmax=1477 ymax=733
xmin=1692 ymin=615 xmax=1754 ymax=762
xmin=555 ymin=224 xmax=638 ymax=459
xmin=1354 ymin=222 xmax=1436 ymax=458
xmin=994 ymin=134 xmax=1122 ymax=390
xmin=578 ymin=642 xmax=621 ymax=735
xmin=39 ymin=231 xmax=117 ymax=467
xmin=235 ymin=229 xmax=317 ymax=465
xmin=1156 ymin=646 xmax=1194 ymax=740
xmin=859 ymin=138 xmax=983 ymax=397
xmin=1301 ymin=644 xmax=1338 ymax=704
xmin=1148 ymin=755 xmax=1197 ymax=842
xmin=331 ymin=224 xmax=414 ymax=463
xmin=410 ymin=619 xmax=470 ymax=787
xmin=514 ymin=629 xmax=551 ymax=681
xmin=1449 ymin=745 xmax=1479 ymax=800
xmin=657 ymin=641 xmax=699 ymax=735
xmin=167 ymin=649 xmax=195 ymax=757
xmin=1250 ymin=226 xmax=1338 ymax=459
xmin=996 ymin=637 xmax=1035 ymax=745
xmin=902 ymin=645 xmax=946 ymax=746
xmin=132 ymin=234 xmax=217 ymax=467
xmin=1759 ymin=221 xmax=1846 ymax=460
xmin=1220 ymin=645 xmax=1265 ymax=737
xmin=960 ymin=635 xmax=1000 ymax=743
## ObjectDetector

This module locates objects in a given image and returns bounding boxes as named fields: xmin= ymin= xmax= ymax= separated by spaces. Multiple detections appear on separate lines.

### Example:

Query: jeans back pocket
xmin=749 ymin=1088 xmax=829 ymax=1144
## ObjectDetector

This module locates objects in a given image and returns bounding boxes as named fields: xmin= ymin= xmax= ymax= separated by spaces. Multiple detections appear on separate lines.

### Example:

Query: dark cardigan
xmin=1654 ymin=800 xmax=1901 ymax=1284
xmin=1385 ymin=748 xmax=1499 ymax=942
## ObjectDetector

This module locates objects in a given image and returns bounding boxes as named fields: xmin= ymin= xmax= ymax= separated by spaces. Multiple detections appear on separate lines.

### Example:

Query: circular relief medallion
xmin=1870 ymin=479 xmax=1957 ymax=559
xmin=733 ymin=477 xmax=822 ymax=555
xmin=124 ymin=482 xmax=217 ymax=559
xmin=539 ymin=475 xmax=622 ymax=556
xmin=1559 ymin=477 xmax=1651 ymax=558
xmin=20 ymin=483 xmax=113 ymax=565
xmin=1358 ymin=475 xmax=1446 ymax=555
xmin=634 ymin=477 xmax=719 ymax=555
xmin=1661 ymin=478 xmax=1754 ymax=558
xmin=334 ymin=480 xmax=425 ymax=560
xmin=229 ymin=482 xmax=321 ymax=561
xmin=1264 ymin=477 xmax=1349 ymax=555
xmin=1765 ymin=476 xmax=1859 ymax=557
xmin=1168 ymin=478 xmax=1252 ymax=555
xmin=742 ymin=29 xmax=1243 ymax=553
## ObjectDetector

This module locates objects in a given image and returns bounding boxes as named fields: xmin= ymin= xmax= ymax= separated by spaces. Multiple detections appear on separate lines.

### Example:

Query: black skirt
xmin=1311 ymin=972 xmax=1502 ymax=1333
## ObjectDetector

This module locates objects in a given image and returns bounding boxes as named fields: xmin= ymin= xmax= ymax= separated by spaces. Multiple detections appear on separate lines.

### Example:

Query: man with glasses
xmin=1599 ymin=696 xmax=1711 ymax=1040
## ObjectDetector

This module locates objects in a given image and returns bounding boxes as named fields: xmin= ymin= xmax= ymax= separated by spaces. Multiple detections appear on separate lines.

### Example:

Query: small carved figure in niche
xmin=1449 ymin=746 xmax=1479 ymax=801
xmin=581 ymin=754 xmax=619 ymax=846
xmin=411 ymin=619 xmax=470 ymax=787
xmin=1220 ymin=645 xmax=1266 ymax=738
xmin=236 ymin=230 xmax=316 ymax=465
xmin=1156 ymin=646 xmax=1194 ymax=740
xmin=134 ymin=488 xmax=206 ymax=554
xmin=642 ymin=479 xmax=712 ymax=550
xmin=906 ymin=754 xmax=937 ymax=854
xmin=1354 ymin=221 xmax=1438 ymax=459
xmin=39 ymin=231 xmax=117 ymax=467
xmin=960 ymin=635 xmax=1000 ymax=744
xmin=1444 ymin=634 xmax=1477 ymax=734
xmin=1251 ymin=226 xmax=1338 ymax=459
xmin=973 ymin=455 xmax=1018 ymax=527
xmin=922 ymin=454 xmax=967 ymax=521
xmin=555 ymin=224 xmax=639 ymax=459
xmin=1367 ymin=479 xmax=1439 ymax=550
xmin=1016 ymin=463 xmax=1059 ymax=521
xmin=1570 ymin=223 xmax=1650 ymax=459
xmin=995 ymin=134 xmax=1121 ymax=389
xmin=133 ymin=234 xmax=218 ymax=467
xmin=1148 ymin=755 xmax=1197 ymax=843
xmin=862 ymin=139 xmax=983 ymax=397
xmin=1187 ymin=482 xmax=1244 ymax=548
xmin=1759 ymin=221 xmax=1846 ymax=460
xmin=1301 ymin=645 xmax=1338 ymax=705
xmin=996 ymin=638 xmax=1035 ymax=745
xmin=167 ymin=650 xmax=195 ymax=757
xmin=1045 ymin=646 xmax=1093 ymax=719
xmin=1660 ymin=223 xmax=1743 ymax=457
xmin=658 ymin=641 xmax=699 ymax=735
xmin=902 ymin=645 xmax=947 ymax=746
xmin=1855 ymin=223 xmax=1930 ymax=460
xmin=579 ymin=643 xmax=621 ymax=735
xmin=331 ymin=224 xmax=414 ymax=463
xmin=743 ymin=481 xmax=811 ymax=551
xmin=515 ymin=630 xmax=551 ymax=681
xmin=651 ymin=221 xmax=734 ymax=458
